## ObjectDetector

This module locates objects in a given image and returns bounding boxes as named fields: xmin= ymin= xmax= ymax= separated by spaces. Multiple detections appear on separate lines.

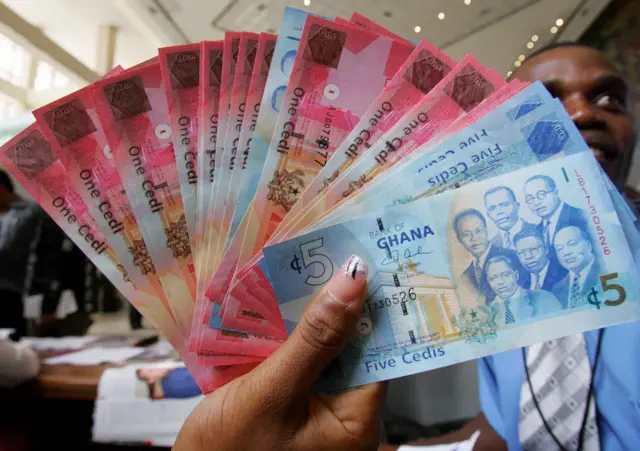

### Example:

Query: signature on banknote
xmin=381 ymin=246 xmax=433 ymax=266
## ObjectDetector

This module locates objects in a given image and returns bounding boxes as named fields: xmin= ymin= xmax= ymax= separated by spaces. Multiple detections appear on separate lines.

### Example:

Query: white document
xmin=21 ymin=336 xmax=99 ymax=351
xmin=44 ymin=346 xmax=144 ymax=365
xmin=0 ymin=329 xmax=15 ymax=339
xmin=398 ymin=431 xmax=481 ymax=451
xmin=93 ymin=363 xmax=202 ymax=446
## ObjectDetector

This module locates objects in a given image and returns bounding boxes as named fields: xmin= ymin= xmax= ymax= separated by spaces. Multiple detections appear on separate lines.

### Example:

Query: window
xmin=34 ymin=61 xmax=70 ymax=91
xmin=0 ymin=96 xmax=23 ymax=121
xmin=0 ymin=32 xmax=27 ymax=86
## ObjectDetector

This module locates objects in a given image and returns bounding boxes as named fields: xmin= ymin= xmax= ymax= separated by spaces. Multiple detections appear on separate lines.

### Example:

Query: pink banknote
xmin=159 ymin=43 xmax=201 ymax=272
xmin=220 ymin=17 xmax=414 ymax=330
xmin=228 ymin=56 xmax=506 ymax=328
xmin=191 ymin=41 xmax=224 ymax=351
xmin=267 ymin=40 xmax=456 ymax=248
xmin=33 ymin=84 xmax=175 ymax=320
xmin=215 ymin=32 xmax=259 ymax=260
xmin=91 ymin=62 xmax=197 ymax=333
xmin=0 ymin=126 xmax=254 ymax=388
xmin=207 ymin=32 xmax=241 ymax=271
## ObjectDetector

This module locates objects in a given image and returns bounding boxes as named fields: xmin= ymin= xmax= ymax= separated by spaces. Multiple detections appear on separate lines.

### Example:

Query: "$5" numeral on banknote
xmin=288 ymin=238 xmax=334 ymax=286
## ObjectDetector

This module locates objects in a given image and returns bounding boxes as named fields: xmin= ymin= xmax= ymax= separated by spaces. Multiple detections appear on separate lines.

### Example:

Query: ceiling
xmin=1 ymin=0 xmax=612 ymax=77
xmin=163 ymin=0 xmax=612 ymax=74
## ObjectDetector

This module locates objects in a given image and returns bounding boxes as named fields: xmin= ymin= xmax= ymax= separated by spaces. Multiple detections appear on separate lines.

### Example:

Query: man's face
xmin=485 ymin=188 xmax=519 ymax=231
xmin=457 ymin=214 xmax=489 ymax=258
xmin=524 ymin=178 xmax=561 ymax=219
xmin=515 ymin=46 xmax=637 ymax=188
xmin=515 ymin=236 xmax=549 ymax=273
xmin=486 ymin=260 xmax=519 ymax=301
xmin=554 ymin=226 xmax=593 ymax=273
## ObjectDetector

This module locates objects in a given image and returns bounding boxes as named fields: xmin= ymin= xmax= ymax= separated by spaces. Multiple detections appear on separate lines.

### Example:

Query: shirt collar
xmin=496 ymin=286 xmax=526 ymax=304
xmin=475 ymin=243 xmax=493 ymax=268
xmin=570 ymin=257 xmax=595 ymax=287
xmin=545 ymin=202 xmax=564 ymax=235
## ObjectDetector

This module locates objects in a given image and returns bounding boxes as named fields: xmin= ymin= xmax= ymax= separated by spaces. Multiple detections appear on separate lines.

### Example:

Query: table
xmin=0 ymin=354 xmax=170 ymax=450
xmin=32 ymin=362 xmax=111 ymax=400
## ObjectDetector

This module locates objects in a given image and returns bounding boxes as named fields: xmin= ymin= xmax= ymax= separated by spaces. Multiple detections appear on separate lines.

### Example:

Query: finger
xmin=254 ymin=255 xmax=368 ymax=402
xmin=319 ymin=382 xmax=388 ymax=423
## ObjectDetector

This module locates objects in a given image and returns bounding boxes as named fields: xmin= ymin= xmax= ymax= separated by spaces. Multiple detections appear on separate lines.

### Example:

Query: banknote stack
xmin=3 ymin=7 xmax=640 ymax=392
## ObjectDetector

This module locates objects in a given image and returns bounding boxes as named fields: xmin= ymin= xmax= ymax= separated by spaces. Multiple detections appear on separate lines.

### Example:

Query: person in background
xmin=136 ymin=367 xmax=201 ymax=399
xmin=0 ymin=170 xmax=45 ymax=338
xmin=380 ymin=42 xmax=639 ymax=451
xmin=0 ymin=338 xmax=39 ymax=388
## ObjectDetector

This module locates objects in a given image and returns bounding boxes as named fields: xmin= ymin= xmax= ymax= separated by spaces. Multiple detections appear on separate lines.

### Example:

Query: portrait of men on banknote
xmin=484 ymin=255 xmax=561 ymax=327
xmin=523 ymin=174 xmax=589 ymax=282
xmin=452 ymin=208 xmax=526 ymax=304
xmin=513 ymin=228 xmax=565 ymax=292
xmin=550 ymin=225 xmax=602 ymax=310
xmin=483 ymin=186 xmax=538 ymax=251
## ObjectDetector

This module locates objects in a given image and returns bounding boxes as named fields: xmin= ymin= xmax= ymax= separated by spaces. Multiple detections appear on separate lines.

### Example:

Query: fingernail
xmin=326 ymin=255 xmax=368 ymax=303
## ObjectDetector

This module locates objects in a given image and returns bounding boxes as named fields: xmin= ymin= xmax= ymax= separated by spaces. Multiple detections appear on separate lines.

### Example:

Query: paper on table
xmin=397 ymin=431 xmax=480 ymax=451
xmin=94 ymin=363 xmax=202 ymax=445
xmin=44 ymin=346 xmax=145 ymax=365
xmin=20 ymin=336 xmax=99 ymax=351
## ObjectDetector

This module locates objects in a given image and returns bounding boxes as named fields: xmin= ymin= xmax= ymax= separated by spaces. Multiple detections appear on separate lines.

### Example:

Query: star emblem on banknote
xmin=267 ymin=168 xmax=305 ymax=212
xmin=453 ymin=306 xmax=497 ymax=344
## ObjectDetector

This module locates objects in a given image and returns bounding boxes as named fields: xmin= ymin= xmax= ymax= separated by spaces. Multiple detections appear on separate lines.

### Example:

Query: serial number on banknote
xmin=364 ymin=288 xmax=416 ymax=313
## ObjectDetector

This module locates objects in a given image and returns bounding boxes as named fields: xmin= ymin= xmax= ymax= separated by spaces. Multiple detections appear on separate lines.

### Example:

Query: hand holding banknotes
xmin=174 ymin=255 xmax=387 ymax=451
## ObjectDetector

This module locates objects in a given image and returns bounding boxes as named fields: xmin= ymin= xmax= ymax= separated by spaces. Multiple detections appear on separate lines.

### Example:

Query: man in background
xmin=0 ymin=170 xmax=44 ymax=338
xmin=381 ymin=42 xmax=638 ymax=451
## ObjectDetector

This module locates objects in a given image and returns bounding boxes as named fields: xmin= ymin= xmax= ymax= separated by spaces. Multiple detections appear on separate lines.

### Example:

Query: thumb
xmin=255 ymin=255 xmax=368 ymax=402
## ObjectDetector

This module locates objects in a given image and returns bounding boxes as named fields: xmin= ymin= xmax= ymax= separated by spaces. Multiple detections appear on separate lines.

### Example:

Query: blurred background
xmin=0 ymin=0 xmax=638 ymax=445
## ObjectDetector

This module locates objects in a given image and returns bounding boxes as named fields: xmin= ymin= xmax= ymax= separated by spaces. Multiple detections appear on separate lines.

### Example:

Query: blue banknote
xmin=263 ymin=152 xmax=640 ymax=390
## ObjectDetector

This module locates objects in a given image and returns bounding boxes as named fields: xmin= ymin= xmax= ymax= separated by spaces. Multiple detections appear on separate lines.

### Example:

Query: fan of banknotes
xmin=2 ymin=7 xmax=640 ymax=393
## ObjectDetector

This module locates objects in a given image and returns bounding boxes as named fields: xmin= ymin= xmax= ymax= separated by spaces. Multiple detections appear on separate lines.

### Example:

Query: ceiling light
xmin=556 ymin=18 xmax=564 ymax=26
xmin=531 ymin=34 xmax=539 ymax=42
xmin=518 ymin=54 xmax=526 ymax=61
xmin=464 ymin=0 xmax=471 ymax=4
xmin=514 ymin=61 xmax=522 ymax=67
xmin=527 ymin=42 xmax=534 ymax=49
xmin=414 ymin=25 xmax=421 ymax=33
xmin=550 ymin=26 xmax=558 ymax=33
xmin=303 ymin=0 xmax=310 ymax=5
xmin=438 ymin=12 xmax=445 ymax=20
xmin=506 ymin=71 xmax=513 ymax=77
